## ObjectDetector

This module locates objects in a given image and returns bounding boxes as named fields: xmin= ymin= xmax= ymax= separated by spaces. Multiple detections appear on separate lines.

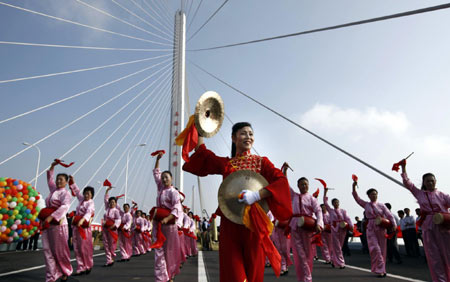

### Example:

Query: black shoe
xmin=280 ymin=270 xmax=288 ymax=276
xmin=118 ymin=259 xmax=126 ymax=262
xmin=86 ymin=268 xmax=91 ymax=275
xmin=314 ymin=256 xmax=319 ymax=261
xmin=73 ymin=271 xmax=85 ymax=276
xmin=265 ymin=263 xmax=271 ymax=268
xmin=339 ymin=266 xmax=345 ymax=269
xmin=331 ymin=263 xmax=335 ymax=268
xmin=378 ymin=273 xmax=387 ymax=278
xmin=60 ymin=275 xmax=68 ymax=282
xmin=126 ymin=259 xmax=130 ymax=261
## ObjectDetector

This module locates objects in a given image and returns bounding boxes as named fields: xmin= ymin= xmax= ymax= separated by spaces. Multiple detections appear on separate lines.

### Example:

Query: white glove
xmin=238 ymin=189 xmax=261 ymax=205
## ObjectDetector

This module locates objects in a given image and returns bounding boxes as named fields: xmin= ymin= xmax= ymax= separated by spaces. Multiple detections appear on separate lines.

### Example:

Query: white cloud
xmin=422 ymin=135 xmax=450 ymax=157
xmin=299 ymin=104 xmax=410 ymax=137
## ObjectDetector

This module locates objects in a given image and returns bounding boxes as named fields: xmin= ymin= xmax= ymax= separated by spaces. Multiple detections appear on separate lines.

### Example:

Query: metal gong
xmin=218 ymin=170 xmax=269 ymax=225
xmin=194 ymin=91 xmax=224 ymax=138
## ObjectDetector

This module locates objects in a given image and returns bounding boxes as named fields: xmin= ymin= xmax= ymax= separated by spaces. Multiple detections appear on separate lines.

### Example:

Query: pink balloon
xmin=11 ymin=224 xmax=17 ymax=230
xmin=15 ymin=220 xmax=21 ymax=225
xmin=7 ymin=237 xmax=13 ymax=243
xmin=17 ymin=184 xmax=23 ymax=190
xmin=0 ymin=226 xmax=6 ymax=232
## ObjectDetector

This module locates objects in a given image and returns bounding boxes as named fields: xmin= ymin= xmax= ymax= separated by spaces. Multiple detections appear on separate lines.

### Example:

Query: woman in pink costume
xmin=290 ymin=176 xmax=323 ymax=282
xmin=118 ymin=203 xmax=133 ymax=261
xmin=323 ymin=187 xmax=352 ymax=269
xmin=103 ymin=186 xmax=121 ymax=266
xmin=399 ymin=162 xmax=450 ymax=282
xmin=352 ymin=181 xmax=396 ymax=278
xmin=42 ymin=160 xmax=73 ymax=282
xmin=69 ymin=177 xmax=95 ymax=275
xmin=153 ymin=152 xmax=183 ymax=282
xmin=320 ymin=204 xmax=332 ymax=264
xmin=132 ymin=209 xmax=145 ymax=256
xmin=188 ymin=212 xmax=198 ymax=256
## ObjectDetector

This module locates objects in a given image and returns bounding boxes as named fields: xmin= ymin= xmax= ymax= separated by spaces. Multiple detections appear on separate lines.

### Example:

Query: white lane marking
xmin=316 ymin=259 xmax=426 ymax=282
xmin=0 ymin=251 xmax=117 ymax=277
xmin=198 ymin=251 xmax=208 ymax=282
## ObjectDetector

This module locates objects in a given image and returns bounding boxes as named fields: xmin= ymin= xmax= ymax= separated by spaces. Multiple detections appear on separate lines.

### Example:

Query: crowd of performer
xmin=38 ymin=156 xmax=198 ymax=282
xmin=180 ymin=121 xmax=449 ymax=282
xmin=36 ymin=120 xmax=449 ymax=282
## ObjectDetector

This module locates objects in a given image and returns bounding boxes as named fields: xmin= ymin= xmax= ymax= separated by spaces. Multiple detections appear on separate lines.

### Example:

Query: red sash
xmin=104 ymin=219 xmax=118 ymax=242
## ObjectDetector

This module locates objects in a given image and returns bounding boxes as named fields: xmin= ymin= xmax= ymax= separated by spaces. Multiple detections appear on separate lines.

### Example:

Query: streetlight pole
xmin=23 ymin=142 xmax=40 ymax=189
xmin=126 ymin=143 xmax=146 ymax=203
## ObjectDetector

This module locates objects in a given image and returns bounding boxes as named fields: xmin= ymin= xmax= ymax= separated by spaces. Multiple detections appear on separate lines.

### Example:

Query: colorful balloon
xmin=0 ymin=178 xmax=42 ymax=244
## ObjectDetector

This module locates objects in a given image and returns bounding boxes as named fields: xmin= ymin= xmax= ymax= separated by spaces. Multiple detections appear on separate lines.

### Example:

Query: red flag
xmin=103 ymin=179 xmax=112 ymax=187
xmin=352 ymin=174 xmax=358 ymax=182
xmin=175 ymin=115 xmax=198 ymax=162
xmin=55 ymin=159 xmax=74 ymax=168
xmin=151 ymin=150 xmax=166 ymax=156
xmin=315 ymin=178 xmax=327 ymax=189
xmin=312 ymin=188 xmax=320 ymax=198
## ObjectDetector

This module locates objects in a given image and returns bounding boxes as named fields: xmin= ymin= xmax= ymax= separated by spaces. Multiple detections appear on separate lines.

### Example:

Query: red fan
xmin=352 ymin=174 xmax=358 ymax=182
xmin=312 ymin=188 xmax=320 ymax=198
xmin=103 ymin=179 xmax=112 ymax=187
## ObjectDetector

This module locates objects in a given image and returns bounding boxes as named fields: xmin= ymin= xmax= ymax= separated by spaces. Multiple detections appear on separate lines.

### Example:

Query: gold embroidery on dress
xmin=229 ymin=150 xmax=262 ymax=173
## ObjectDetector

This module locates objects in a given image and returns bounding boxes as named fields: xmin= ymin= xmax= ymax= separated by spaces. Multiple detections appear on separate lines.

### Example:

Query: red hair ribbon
xmin=314 ymin=178 xmax=327 ymax=189
xmin=55 ymin=159 xmax=75 ymax=168
xmin=352 ymin=174 xmax=358 ymax=182
xmin=103 ymin=179 xmax=112 ymax=187
xmin=312 ymin=188 xmax=320 ymax=198
xmin=151 ymin=150 xmax=166 ymax=156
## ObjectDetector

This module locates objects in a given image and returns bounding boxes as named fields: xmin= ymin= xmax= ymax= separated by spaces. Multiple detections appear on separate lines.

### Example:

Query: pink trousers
xmin=423 ymin=225 xmax=450 ymax=282
xmin=42 ymin=225 xmax=73 ymax=282
xmin=330 ymin=228 xmax=346 ymax=267
xmin=119 ymin=230 xmax=133 ymax=260
xmin=320 ymin=231 xmax=332 ymax=262
xmin=190 ymin=237 xmax=198 ymax=256
xmin=272 ymin=227 xmax=292 ymax=272
xmin=133 ymin=232 xmax=145 ymax=255
xmin=103 ymin=229 xmax=117 ymax=264
xmin=367 ymin=227 xmax=387 ymax=275
xmin=179 ymin=233 xmax=187 ymax=263
xmin=153 ymin=224 xmax=181 ymax=282
xmin=72 ymin=227 xmax=93 ymax=272
xmin=292 ymin=228 xmax=314 ymax=282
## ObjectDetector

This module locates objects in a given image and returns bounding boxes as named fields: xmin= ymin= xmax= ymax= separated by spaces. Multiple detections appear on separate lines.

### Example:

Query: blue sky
xmin=1 ymin=0 xmax=449 ymax=223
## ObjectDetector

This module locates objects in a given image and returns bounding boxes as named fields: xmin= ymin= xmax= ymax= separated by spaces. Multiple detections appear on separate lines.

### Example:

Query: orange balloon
xmin=23 ymin=195 xmax=29 ymax=200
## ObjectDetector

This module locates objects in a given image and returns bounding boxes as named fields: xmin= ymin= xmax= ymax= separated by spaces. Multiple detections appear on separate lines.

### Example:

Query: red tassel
xmin=249 ymin=205 xmax=281 ymax=277
xmin=181 ymin=123 xmax=198 ymax=162
xmin=312 ymin=188 xmax=320 ymax=198
xmin=311 ymin=233 xmax=323 ymax=246
xmin=352 ymin=224 xmax=362 ymax=237
xmin=116 ymin=194 xmax=125 ymax=199
xmin=151 ymin=150 xmax=166 ymax=157
xmin=78 ymin=226 xmax=87 ymax=240
xmin=314 ymin=178 xmax=327 ymax=189
xmin=55 ymin=159 xmax=74 ymax=168
xmin=103 ymin=179 xmax=112 ymax=187
xmin=108 ymin=229 xmax=118 ymax=242
xmin=150 ymin=222 xmax=166 ymax=249
xmin=392 ymin=159 xmax=406 ymax=172
xmin=352 ymin=174 xmax=358 ymax=182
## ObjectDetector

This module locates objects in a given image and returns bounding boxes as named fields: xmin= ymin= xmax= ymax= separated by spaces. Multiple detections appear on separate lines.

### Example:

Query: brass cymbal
xmin=194 ymin=91 xmax=224 ymax=138
xmin=218 ymin=170 xmax=269 ymax=225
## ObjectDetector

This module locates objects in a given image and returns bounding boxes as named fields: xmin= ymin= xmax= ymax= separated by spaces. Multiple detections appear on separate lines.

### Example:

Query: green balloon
xmin=27 ymin=214 xmax=33 ymax=219
xmin=12 ymin=197 xmax=17 ymax=202
xmin=16 ymin=214 xmax=22 ymax=220
xmin=7 ymin=210 xmax=13 ymax=216
xmin=21 ymin=219 xmax=26 ymax=224
xmin=7 ymin=219 xmax=14 ymax=226
xmin=21 ymin=207 xmax=26 ymax=212
xmin=18 ymin=203 xmax=23 ymax=207
xmin=36 ymin=207 xmax=40 ymax=212
xmin=9 ymin=231 xmax=14 ymax=237
xmin=27 ymin=185 xmax=32 ymax=190
xmin=0 ymin=208 xmax=6 ymax=214
xmin=18 ymin=192 xmax=23 ymax=196
xmin=32 ymin=226 xmax=37 ymax=231
xmin=0 ymin=177 xmax=5 ymax=182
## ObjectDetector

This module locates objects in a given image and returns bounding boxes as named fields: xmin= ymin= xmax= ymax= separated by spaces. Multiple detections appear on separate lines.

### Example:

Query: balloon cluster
xmin=0 ymin=178 xmax=42 ymax=244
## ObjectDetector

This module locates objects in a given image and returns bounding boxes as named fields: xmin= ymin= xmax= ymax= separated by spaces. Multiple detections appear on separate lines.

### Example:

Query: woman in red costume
xmin=183 ymin=122 xmax=292 ymax=282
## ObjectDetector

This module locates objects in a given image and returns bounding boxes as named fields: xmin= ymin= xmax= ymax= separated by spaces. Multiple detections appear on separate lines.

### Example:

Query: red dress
xmin=183 ymin=144 xmax=292 ymax=282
